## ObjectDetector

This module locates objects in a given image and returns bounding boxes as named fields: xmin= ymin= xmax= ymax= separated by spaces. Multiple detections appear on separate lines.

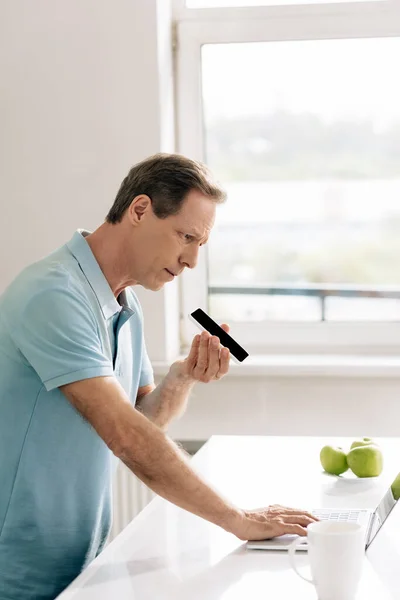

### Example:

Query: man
xmin=0 ymin=153 xmax=316 ymax=599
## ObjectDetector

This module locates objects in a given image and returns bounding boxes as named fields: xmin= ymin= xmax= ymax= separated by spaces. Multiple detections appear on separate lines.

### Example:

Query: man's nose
xmin=181 ymin=245 xmax=199 ymax=270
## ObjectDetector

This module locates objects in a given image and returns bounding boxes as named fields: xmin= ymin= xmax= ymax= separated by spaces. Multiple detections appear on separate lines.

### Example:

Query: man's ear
xmin=128 ymin=195 xmax=152 ymax=225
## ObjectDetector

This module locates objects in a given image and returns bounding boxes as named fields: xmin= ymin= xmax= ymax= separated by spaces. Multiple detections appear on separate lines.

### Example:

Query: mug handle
xmin=288 ymin=537 xmax=313 ymax=584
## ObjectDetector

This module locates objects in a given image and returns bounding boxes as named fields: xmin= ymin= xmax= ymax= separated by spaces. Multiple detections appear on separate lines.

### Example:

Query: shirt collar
xmin=66 ymin=229 xmax=122 ymax=320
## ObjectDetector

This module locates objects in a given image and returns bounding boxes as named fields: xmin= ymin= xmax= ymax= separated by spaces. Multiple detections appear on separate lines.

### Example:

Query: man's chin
xmin=141 ymin=281 xmax=165 ymax=292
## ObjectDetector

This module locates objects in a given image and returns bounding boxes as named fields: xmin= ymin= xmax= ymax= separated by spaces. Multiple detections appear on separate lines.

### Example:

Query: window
xmin=204 ymin=38 xmax=400 ymax=324
xmin=186 ymin=0 xmax=382 ymax=6
xmin=175 ymin=0 xmax=400 ymax=354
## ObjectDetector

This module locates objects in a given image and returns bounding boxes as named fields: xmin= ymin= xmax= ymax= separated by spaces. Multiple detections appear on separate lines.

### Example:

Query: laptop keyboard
xmin=312 ymin=509 xmax=361 ymax=522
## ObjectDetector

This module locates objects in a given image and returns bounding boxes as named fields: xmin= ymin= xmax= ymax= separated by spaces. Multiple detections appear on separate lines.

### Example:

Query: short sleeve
xmin=11 ymin=281 xmax=113 ymax=391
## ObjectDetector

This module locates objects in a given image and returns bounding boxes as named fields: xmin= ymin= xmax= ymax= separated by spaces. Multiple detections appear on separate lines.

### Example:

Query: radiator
xmin=109 ymin=461 xmax=155 ymax=541
xmin=109 ymin=442 xmax=202 ymax=542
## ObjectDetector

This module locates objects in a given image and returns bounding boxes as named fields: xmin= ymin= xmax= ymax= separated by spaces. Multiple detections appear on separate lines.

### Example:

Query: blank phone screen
xmin=190 ymin=309 xmax=249 ymax=362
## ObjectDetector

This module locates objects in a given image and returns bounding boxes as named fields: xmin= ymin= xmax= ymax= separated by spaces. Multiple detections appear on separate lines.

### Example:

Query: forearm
xmin=118 ymin=414 xmax=242 ymax=534
xmin=136 ymin=364 xmax=195 ymax=429
xmin=62 ymin=377 xmax=316 ymax=543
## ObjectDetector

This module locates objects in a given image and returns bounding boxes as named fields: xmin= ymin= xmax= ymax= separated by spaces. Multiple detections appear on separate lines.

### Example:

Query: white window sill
xmin=152 ymin=355 xmax=400 ymax=378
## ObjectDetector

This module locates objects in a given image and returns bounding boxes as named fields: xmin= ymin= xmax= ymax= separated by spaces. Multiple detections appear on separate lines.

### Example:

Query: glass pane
xmin=187 ymin=0 xmax=381 ymax=6
xmin=210 ymin=293 xmax=320 ymax=321
xmin=202 ymin=39 xmax=400 ymax=322
xmin=325 ymin=297 xmax=400 ymax=321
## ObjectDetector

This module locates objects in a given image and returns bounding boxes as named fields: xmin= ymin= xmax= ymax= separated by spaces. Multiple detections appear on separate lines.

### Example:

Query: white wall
xmin=167 ymin=375 xmax=400 ymax=440
xmin=0 ymin=0 xmax=179 ymax=360
xmin=0 ymin=1 xmax=153 ymax=287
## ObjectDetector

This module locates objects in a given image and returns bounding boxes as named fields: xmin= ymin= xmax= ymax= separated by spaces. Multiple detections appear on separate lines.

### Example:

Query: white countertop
xmin=57 ymin=436 xmax=400 ymax=599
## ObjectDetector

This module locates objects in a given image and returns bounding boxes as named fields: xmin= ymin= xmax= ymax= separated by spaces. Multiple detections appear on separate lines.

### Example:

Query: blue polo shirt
xmin=0 ymin=230 xmax=153 ymax=600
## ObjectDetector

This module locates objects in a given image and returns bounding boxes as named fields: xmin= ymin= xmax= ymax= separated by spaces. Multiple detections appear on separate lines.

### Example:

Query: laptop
xmin=246 ymin=475 xmax=399 ymax=552
xmin=366 ymin=492 xmax=400 ymax=597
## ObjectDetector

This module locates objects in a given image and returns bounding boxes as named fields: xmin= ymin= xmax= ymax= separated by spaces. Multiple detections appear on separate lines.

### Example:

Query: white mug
xmin=288 ymin=521 xmax=365 ymax=600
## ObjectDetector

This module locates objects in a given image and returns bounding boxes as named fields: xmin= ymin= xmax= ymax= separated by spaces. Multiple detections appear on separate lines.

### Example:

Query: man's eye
xmin=183 ymin=233 xmax=194 ymax=242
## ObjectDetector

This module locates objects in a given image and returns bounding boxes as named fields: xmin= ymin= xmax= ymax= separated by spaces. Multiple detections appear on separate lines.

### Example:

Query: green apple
xmin=320 ymin=445 xmax=348 ymax=476
xmin=347 ymin=444 xmax=383 ymax=478
xmin=390 ymin=472 xmax=400 ymax=500
xmin=350 ymin=437 xmax=377 ymax=450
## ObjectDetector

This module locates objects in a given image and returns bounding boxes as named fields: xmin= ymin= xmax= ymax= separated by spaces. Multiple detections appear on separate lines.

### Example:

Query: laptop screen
xmin=366 ymin=474 xmax=400 ymax=549
xmin=366 ymin=482 xmax=400 ymax=596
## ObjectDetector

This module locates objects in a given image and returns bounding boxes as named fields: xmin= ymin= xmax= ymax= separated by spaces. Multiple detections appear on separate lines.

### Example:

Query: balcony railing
xmin=208 ymin=283 xmax=400 ymax=321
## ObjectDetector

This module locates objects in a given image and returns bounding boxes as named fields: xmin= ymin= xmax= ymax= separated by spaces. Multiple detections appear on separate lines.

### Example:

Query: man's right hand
xmin=231 ymin=504 xmax=318 ymax=541
xmin=61 ymin=376 xmax=318 ymax=542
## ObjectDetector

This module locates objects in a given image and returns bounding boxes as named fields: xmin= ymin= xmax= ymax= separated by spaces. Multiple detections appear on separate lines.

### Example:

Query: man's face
xmin=127 ymin=189 xmax=216 ymax=291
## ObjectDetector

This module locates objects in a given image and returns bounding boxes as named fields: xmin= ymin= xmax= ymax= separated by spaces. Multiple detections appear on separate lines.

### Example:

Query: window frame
xmin=174 ymin=0 xmax=400 ymax=355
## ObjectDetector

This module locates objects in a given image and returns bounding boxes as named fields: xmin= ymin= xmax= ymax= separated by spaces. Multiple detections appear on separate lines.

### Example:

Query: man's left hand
xmin=175 ymin=325 xmax=231 ymax=384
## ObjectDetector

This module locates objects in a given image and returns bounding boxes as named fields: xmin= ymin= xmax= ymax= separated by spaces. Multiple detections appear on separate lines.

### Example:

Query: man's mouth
xmin=165 ymin=269 xmax=176 ymax=277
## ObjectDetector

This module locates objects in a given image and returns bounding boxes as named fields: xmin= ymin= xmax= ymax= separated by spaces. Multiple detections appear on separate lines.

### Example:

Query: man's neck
xmin=86 ymin=223 xmax=137 ymax=297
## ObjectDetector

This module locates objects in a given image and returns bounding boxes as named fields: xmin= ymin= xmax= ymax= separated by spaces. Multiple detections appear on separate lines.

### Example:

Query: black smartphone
xmin=189 ymin=308 xmax=249 ymax=363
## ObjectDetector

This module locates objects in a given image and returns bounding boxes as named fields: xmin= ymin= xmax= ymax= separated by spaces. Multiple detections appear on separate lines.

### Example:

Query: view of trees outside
xmin=201 ymin=39 xmax=400 ymax=321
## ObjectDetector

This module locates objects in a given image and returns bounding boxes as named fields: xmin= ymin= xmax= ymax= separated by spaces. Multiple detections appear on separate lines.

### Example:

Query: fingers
xmin=207 ymin=336 xmax=221 ymax=378
xmin=271 ymin=515 xmax=313 ymax=538
xmin=191 ymin=330 xmax=231 ymax=382
xmin=282 ymin=515 xmax=316 ymax=526
xmin=216 ymin=347 xmax=230 ymax=379
xmin=268 ymin=504 xmax=318 ymax=522
xmin=186 ymin=334 xmax=201 ymax=371
xmin=287 ymin=510 xmax=317 ymax=522
xmin=220 ymin=323 xmax=230 ymax=334
xmin=281 ymin=524 xmax=308 ymax=537
xmin=240 ymin=505 xmax=318 ymax=541
xmin=193 ymin=332 xmax=211 ymax=378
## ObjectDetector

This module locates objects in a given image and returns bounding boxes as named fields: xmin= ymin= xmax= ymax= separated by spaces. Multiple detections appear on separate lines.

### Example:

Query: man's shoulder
xmin=1 ymin=252 xmax=88 ymax=322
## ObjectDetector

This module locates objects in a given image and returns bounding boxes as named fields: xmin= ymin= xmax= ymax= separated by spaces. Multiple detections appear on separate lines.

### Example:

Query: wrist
xmin=220 ymin=506 xmax=246 ymax=537
xmin=168 ymin=360 xmax=197 ymax=387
